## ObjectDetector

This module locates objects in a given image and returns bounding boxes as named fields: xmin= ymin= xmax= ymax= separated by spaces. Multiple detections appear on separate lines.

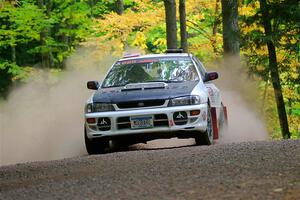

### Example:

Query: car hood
xmin=92 ymin=81 xmax=199 ymax=103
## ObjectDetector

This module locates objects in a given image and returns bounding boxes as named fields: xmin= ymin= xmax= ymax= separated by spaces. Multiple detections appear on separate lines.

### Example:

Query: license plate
xmin=130 ymin=115 xmax=154 ymax=129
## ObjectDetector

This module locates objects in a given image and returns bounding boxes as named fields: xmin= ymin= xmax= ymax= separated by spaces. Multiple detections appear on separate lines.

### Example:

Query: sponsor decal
xmin=169 ymin=120 xmax=174 ymax=127
xmin=117 ymin=57 xmax=191 ymax=65
xmin=117 ymin=59 xmax=157 ymax=65
xmin=207 ymin=87 xmax=214 ymax=96
xmin=119 ymin=60 xmax=137 ymax=65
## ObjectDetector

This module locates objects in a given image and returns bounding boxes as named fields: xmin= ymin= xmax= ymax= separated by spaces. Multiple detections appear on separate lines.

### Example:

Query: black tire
xmin=84 ymin=128 xmax=108 ymax=155
xmin=110 ymin=139 xmax=130 ymax=152
xmin=195 ymin=103 xmax=213 ymax=145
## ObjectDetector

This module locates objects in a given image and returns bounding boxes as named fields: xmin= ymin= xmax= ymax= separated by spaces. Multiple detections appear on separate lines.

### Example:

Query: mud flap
xmin=223 ymin=105 xmax=228 ymax=126
xmin=211 ymin=107 xmax=219 ymax=139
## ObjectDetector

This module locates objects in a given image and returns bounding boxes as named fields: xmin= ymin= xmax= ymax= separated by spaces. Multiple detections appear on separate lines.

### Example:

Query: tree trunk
xmin=259 ymin=0 xmax=290 ymax=139
xmin=46 ymin=0 xmax=54 ymax=68
xmin=179 ymin=0 xmax=188 ymax=52
xmin=116 ymin=0 xmax=124 ymax=15
xmin=221 ymin=0 xmax=240 ymax=57
xmin=164 ymin=0 xmax=177 ymax=49
xmin=212 ymin=0 xmax=220 ymax=54
xmin=38 ymin=0 xmax=50 ymax=68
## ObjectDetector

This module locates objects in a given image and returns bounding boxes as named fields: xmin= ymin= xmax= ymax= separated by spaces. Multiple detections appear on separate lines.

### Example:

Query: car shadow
xmin=106 ymin=138 xmax=197 ymax=153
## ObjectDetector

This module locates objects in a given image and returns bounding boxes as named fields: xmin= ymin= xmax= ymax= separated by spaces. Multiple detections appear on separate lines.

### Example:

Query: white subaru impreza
xmin=84 ymin=51 xmax=227 ymax=154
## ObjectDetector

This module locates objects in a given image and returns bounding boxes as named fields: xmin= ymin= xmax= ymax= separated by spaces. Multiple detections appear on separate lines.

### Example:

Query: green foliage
xmin=144 ymin=25 xmax=166 ymax=53
xmin=90 ymin=0 xmax=136 ymax=17
xmin=0 ymin=0 xmax=95 ymax=97
xmin=0 ymin=59 xmax=21 ymax=98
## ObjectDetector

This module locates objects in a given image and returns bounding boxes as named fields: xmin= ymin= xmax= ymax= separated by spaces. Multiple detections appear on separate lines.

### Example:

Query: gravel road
xmin=0 ymin=140 xmax=299 ymax=200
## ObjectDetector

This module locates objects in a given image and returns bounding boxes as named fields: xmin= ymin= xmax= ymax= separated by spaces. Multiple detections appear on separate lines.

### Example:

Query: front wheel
xmin=84 ymin=128 xmax=109 ymax=155
xmin=195 ymin=104 xmax=213 ymax=145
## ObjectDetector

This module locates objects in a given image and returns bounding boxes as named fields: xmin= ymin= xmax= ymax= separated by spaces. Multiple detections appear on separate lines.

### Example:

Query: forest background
xmin=0 ymin=0 xmax=299 ymax=139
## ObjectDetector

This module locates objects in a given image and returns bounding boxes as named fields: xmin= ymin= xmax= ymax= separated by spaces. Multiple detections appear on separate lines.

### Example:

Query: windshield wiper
xmin=144 ymin=80 xmax=183 ymax=83
xmin=102 ymin=83 xmax=128 ymax=88
xmin=103 ymin=80 xmax=184 ymax=88
xmin=104 ymin=80 xmax=135 ymax=88
xmin=164 ymin=80 xmax=184 ymax=83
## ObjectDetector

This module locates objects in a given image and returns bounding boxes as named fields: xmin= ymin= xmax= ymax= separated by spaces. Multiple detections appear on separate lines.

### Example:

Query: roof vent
xmin=165 ymin=49 xmax=183 ymax=53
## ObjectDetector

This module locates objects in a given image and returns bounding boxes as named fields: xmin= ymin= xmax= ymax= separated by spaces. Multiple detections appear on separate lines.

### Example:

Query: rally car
xmin=84 ymin=50 xmax=228 ymax=154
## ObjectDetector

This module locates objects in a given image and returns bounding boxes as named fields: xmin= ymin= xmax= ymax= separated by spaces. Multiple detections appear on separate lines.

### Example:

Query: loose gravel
xmin=0 ymin=140 xmax=299 ymax=200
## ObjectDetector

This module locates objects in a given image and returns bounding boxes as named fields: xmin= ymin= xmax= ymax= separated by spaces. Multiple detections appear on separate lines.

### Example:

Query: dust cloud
xmin=0 ymin=51 xmax=268 ymax=166
xmin=215 ymin=57 xmax=269 ymax=143
xmin=0 ymin=47 xmax=113 ymax=166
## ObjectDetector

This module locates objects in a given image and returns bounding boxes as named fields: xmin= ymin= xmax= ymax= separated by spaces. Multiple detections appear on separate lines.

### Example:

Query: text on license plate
xmin=130 ymin=116 xmax=154 ymax=129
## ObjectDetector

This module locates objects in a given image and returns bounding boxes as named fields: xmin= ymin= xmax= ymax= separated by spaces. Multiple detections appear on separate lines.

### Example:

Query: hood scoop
xmin=121 ymin=82 xmax=167 ymax=92
xmin=121 ymin=87 xmax=142 ymax=92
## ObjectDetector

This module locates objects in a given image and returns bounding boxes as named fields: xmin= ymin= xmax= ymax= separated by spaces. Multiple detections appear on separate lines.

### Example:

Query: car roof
xmin=118 ymin=53 xmax=191 ymax=62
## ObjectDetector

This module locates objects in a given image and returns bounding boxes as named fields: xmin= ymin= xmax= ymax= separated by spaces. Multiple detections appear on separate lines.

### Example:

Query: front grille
xmin=153 ymin=114 xmax=169 ymax=127
xmin=117 ymin=114 xmax=168 ymax=130
xmin=117 ymin=117 xmax=131 ymax=130
xmin=117 ymin=99 xmax=165 ymax=109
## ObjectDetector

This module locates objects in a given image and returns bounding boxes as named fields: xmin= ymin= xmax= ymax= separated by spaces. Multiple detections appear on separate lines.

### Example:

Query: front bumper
xmin=84 ymin=104 xmax=208 ymax=140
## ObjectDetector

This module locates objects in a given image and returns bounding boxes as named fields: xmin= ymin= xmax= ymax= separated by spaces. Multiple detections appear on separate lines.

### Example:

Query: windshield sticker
xmin=158 ymin=57 xmax=190 ymax=61
xmin=117 ymin=57 xmax=190 ymax=65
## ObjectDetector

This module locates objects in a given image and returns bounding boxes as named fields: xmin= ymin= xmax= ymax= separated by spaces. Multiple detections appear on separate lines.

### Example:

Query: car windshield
xmin=102 ymin=57 xmax=199 ymax=88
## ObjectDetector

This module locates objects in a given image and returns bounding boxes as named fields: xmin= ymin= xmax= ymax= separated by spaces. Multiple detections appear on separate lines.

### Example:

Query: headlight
xmin=85 ymin=103 xmax=115 ymax=113
xmin=168 ymin=95 xmax=203 ymax=106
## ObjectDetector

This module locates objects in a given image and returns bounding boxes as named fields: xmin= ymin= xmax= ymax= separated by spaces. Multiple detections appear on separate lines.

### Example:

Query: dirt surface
xmin=0 ymin=140 xmax=299 ymax=200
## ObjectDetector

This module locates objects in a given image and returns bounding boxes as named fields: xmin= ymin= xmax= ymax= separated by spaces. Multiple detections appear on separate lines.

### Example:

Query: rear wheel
xmin=84 ymin=128 xmax=109 ymax=155
xmin=195 ymin=104 xmax=213 ymax=145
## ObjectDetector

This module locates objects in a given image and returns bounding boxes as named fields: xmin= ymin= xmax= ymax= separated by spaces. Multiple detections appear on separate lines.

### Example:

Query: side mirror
xmin=204 ymin=72 xmax=218 ymax=82
xmin=87 ymin=81 xmax=100 ymax=90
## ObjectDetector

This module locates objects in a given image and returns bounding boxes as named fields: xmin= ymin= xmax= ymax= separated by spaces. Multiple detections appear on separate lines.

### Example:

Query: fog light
xmin=190 ymin=110 xmax=200 ymax=116
xmin=86 ymin=118 xmax=96 ymax=124
xmin=88 ymin=125 xmax=97 ymax=131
